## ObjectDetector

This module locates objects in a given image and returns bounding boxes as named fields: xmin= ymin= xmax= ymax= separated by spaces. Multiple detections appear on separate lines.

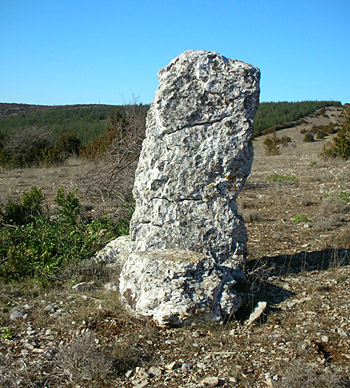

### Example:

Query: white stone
xmin=130 ymin=50 xmax=260 ymax=267
xmin=119 ymin=50 xmax=260 ymax=325
xmin=10 ymin=308 xmax=27 ymax=320
xmin=119 ymin=249 xmax=243 ymax=327
xmin=247 ymin=301 xmax=267 ymax=325
xmin=199 ymin=376 xmax=220 ymax=387
xmin=92 ymin=235 xmax=132 ymax=267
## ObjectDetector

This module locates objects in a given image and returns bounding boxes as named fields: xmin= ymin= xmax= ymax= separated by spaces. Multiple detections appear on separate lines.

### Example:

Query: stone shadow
xmin=235 ymin=248 xmax=350 ymax=322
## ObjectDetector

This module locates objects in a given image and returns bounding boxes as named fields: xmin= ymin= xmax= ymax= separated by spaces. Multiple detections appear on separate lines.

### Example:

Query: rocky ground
xmin=1 ymin=106 xmax=349 ymax=387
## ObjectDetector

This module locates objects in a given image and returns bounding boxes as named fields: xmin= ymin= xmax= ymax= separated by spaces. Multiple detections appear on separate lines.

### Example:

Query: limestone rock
xmin=92 ymin=235 xmax=132 ymax=267
xmin=119 ymin=249 xmax=244 ymax=327
xmin=120 ymin=50 xmax=260 ymax=325
xmin=247 ymin=301 xmax=267 ymax=325
xmin=130 ymin=50 xmax=260 ymax=266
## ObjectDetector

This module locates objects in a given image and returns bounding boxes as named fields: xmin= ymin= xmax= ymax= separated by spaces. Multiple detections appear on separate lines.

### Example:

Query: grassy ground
xmin=0 ymin=106 xmax=349 ymax=387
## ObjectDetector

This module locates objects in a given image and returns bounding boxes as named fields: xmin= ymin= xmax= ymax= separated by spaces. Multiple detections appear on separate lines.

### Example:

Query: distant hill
xmin=0 ymin=101 xmax=343 ymax=145
xmin=0 ymin=103 xmax=120 ymax=119
xmin=0 ymin=103 xmax=127 ymax=145
xmin=253 ymin=100 xmax=342 ymax=136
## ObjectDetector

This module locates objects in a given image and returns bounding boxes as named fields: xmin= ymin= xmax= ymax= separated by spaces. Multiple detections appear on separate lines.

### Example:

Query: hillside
xmin=0 ymin=103 xmax=123 ymax=145
xmin=0 ymin=101 xmax=342 ymax=147
xmin=0 ymin=104 xmax=349 ymax=387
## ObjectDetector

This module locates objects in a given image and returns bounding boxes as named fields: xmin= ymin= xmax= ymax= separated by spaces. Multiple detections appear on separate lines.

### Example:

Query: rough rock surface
xmin=120 ymin=50 xmax=260 ymax=325
xmin=130 ymin=50 xmax=260 ymax=265
xmin=119 ymin=249 xmax=245 ymax=327
xmin=92 ymin=235 xmax=132 ymax=267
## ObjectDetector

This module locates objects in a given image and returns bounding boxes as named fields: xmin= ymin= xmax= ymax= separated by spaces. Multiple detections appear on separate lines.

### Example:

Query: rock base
xmin=119 ymin=249 xmax=244 ymax=327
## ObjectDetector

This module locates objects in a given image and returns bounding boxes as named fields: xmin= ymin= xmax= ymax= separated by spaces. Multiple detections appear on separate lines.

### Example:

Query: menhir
xmin=120 ymin=50 xmax=260 ymax=326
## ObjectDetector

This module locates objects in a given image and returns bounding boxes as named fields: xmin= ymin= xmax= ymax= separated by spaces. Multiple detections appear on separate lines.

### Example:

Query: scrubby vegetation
xmin=0 ymin=127 xmax=81 ymax=168
xmin=0 ymin=101 xmax=342 ymax=169
xmin=0 ymin=187 xmax=130 ymax=283
xmin=321 ymin=107 xmax=350 ymax=160
xmin=0 ymin=103 xmax=147 ymax=169
xmin=263 ymin=131 xmax=292 ymax=156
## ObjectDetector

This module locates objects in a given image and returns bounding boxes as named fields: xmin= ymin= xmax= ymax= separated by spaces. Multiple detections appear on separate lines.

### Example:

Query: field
xmin=0 ymin=106 xmax=349 ymax=387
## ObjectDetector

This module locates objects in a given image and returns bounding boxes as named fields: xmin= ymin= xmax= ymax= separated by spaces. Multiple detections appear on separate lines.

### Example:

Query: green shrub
xmin=0 ymin=187 xmax=44 ymax=226
xmin=303 ymin=133 xmax=315 ymax=142
xmin=321 ymin=107 xmax=350 ymax=159
xmin=291 ymin=214 xmax=312 ymax=222
xmin=0 ymin=187 xmax=131 ymax=282
xmin=338 ymin=191 xmax=350 ymax=203
xmin=1 ymin=126 xmax=53 ymax=168
xmin=263 ymin=132 xmax=280 ymax=155
xmin=316 ymin=131 xmax=325 ymax=139
xmin=40 ymin=132 xmax=81 ymax=166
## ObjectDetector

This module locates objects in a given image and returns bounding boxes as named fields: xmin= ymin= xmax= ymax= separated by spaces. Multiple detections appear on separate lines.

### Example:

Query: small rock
xmin=10 ymin=308 xmax=27 ymax=320
xmin=337 ymin=328 xmax=349 ymax=337
xmin=181 ymin=362 xmax=193 ymax=371
xmin=72 ymin=282 xmax=96 ymax=292
xmin=125 ymin=370 xmax=134 ymax=378
xmin=247 ymin=301 xmax=267 ymax=325
xmin=26 ymin=328 xmax=36 ymax=335
xmin=44 ymin=305 xmax=55 ymax=313
xmin=165 ymin=361 xmax=178 ymax=370
xmin=104 ymin=282 xmax=118 ymax=291
xmin=33 ymin=347 xmax=45 ymax=354
xmin=199 ymin=376 xmax=220 ymax=387
xmin=135 ymin=367 xmax=148 ymax=380
xmin=321 ymin=335 xmax=329 ymax=343
xmin=132 ymin=379 xmax=149 ymax=388
xmin=148 ymin=366 xmax=162 ymax=377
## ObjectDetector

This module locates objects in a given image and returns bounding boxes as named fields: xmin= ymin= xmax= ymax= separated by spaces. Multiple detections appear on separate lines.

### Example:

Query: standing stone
xmin=120 ymin=50 xmax=260 ymax=326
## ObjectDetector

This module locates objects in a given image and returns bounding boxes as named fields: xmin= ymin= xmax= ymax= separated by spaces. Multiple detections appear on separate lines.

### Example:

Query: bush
xmin=0 ymin=187 xmax=131 ymax=282
xmin=81 ymin=102 xmax=146 ymax=201
xmin=40 ymin=132 xmax=81 ymax=166
xmin=316 ymin=131 xmax=325 ymax=139
xmin=2 ymin=126 xmax=53 ymax=168
xmin=0 ymin=127 xmax=81 ymax=168
xmin=303 ymin=133 xmax=315 ymax=142
xmin=321 ymin=107 xmax=350 ymax=159
xmin=263 ymin=132 xmax=280 ymax=155
xmin=0 ymin=187 xmax=44 ymax=226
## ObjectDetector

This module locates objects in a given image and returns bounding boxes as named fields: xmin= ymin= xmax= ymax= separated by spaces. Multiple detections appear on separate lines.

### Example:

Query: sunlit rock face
xmin=119 ymin=50 xmax=260 ymax=326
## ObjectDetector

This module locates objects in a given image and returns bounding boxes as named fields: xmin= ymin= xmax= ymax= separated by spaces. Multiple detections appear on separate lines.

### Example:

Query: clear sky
xmin=1 ymin=0 xmax=349 ymax=105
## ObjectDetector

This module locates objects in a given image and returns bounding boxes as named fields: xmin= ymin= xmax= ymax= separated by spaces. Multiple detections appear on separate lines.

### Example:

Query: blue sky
xmin=1 ymin=0 xmax=349 ymax=105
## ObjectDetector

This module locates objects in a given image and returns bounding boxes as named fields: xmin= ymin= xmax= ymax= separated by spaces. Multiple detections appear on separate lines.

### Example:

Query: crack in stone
xmin=151 ymin=196 xmax=203 ymax=203
xmin=161 ymin=116 xmax=226 ymax=136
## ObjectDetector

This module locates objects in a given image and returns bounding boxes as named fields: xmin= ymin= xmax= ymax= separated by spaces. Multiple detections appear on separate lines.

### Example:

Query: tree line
xmin=253 ymin=100 xmax=341 ymax=136
xmin=0 ymin=100 xmax=342 ymax=168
